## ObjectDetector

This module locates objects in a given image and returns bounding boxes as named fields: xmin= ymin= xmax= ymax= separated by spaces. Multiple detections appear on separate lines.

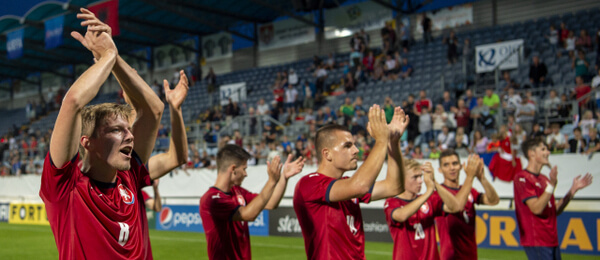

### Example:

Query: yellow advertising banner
xmin=8 ymin=203 xmax=49 ymax=225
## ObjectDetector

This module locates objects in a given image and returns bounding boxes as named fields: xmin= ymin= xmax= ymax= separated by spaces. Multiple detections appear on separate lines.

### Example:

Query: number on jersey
xmin=118 ymin=222 xmax=130 ymax=246
xmin=413 ymin=223 xmax=425 ymax=240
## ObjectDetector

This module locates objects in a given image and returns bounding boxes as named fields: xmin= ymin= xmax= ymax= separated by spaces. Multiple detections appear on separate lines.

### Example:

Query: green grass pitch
xmin=0 ymin=222 xmax=596 ymax=259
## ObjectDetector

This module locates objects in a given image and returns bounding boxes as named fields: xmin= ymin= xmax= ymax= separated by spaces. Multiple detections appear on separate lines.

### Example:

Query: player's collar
xmin=210 ymin=186 xmax=231 ymax=195
xmin=91 ymin=178 xmax=118 ymax=188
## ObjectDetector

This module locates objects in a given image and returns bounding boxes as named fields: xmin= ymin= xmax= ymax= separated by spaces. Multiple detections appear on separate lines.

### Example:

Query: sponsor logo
xmin=308 ymin=173 xmax=319 ymax=177
xmin=118 ymin=184 xmax=135 ymax=205
xmin=277 ymin=215 xmax=302 ymax=233
xmin=519 ymin=178 xmax=526 ymax=183
xmin=363 ymin=221 xmax=388 ymax=233
xmin=0 ymin=203 xmax=9 ymax=222
xmin=211 ymin=193 xmax=221 ymax=199
xmin=249 ymin=211 xmax=265 ymax=227
xmin=420 ymin=203 xmax=430 ymax=214
xmin=9 ymin=203 xmax=49 ymax=225
xmin=478 ymin=49 xmax=495 ymax=67
xmin=159 ymin=207 xmax=173 ymax=229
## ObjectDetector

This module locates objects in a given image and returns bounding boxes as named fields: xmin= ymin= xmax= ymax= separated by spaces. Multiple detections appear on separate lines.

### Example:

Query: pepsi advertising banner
xmin=156 ymin=205 xmax=269 ymax=236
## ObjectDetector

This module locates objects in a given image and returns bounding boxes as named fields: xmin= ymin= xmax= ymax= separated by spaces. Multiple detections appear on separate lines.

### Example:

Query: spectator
xmin=557 ymin=93 xmax=572 ymax=119
xmin=455 ymin=127 xmax=469 ymax=147
xmin=354 ymin=96 xmax=366 ymax=113
xmin=443 ymin=30 xmax=458 ymax=64
xmin=471 ymin=130 xmax=489 ymax=154
xmin=256 ymin=98 xmax=270 ymax=116
xmin=592 ymin=68 xmax=600 ymax=108
xmin=572 ymin=50 xmax=589 ymax=78
xmin=359 ymin=28 xmax=370 ymax=48
xmin=288 ymin=69 xmax=299 ymax=86
xmin=419 ymin=107 xmax=433 ymax=144
xmin=437 ymin=125 xmax=456 ymax=150
xmin=421 ymin=14 xmax=432 ymax=44
xmin=529 ymin=56 xmax=549 ymax=88
xmin=340 ymin=97 xmax=355 ymax=120
xmin=454 ymin=137 xmax=470 ymax=158
xmin=304 ymin=108 xmax=316 ymax=124
xmin=463 ymin=89 xmax=478 ymax=110
xmin=206 ymin=67 xmax=217 ymax=93
xmin=568 ymin=127 xmax=587 ymax=154
xmin=585 ymin=128 xmax=600 ymax=154
xmin=427 ymin=140 xmax=440 ymax=159
xmin=440 ymin=90 xmax=455 ymax=112
xmin=579 ymin=110 xmax=596 ymax=138
xmin=414 ymin=90 xmax=432 ymax=115
xmin=232 ymin=130 xmax=243 ymax=147
xmin=462 ymin=38 xmax=473 ymax=62
xmin=325 ymin=53 xmax=335 ymax=70
xmin=543 ymin=90 xmax=561 ymax=121
xmin=529 ymin=123 xmax=546 ymax=139
xmin=546 ymin=24 xmax=559 ymax=55
xmin=310 ymin=55 xmax=323 ymax=71
xmin=502 ymin=71 xmax=520 ymax=91
xmin=432 ymin=104 xmax=448 ymax=141
xmin=559 ymin=22 xmax=569 ymax=47
xmin=483 ymin=88 xmax=501 ymax=116
xmin=565 ymin=30 xmax=576 ymax=58
xmin=384 ymin=55 xmax=398 ymax=81
xmin=383 ymin=96 xmax=395 ymax=123
xmin=502 ymin=87 xmax=522 ymax=115
xmin=353 ymin=65 xmax=366 ymax=83
xmin=344 ymin=72 xmax=357 ymax=92
xmin=399 ymin=58 xmax=414 ymax=79
xmin=284 ymin=84 xmax=298 ymax=114
xmin=471 ymin=97 xmax=492 ymax=131
xmin=399 ymin=22 xmax=410 ymax=53
xmin=571 ymin=76 xmax=592 ymax=109
xmin=322 ymin=106 xmax=337 ymax=124
xmin=362 ymin=51 xmax=375 ymax=75
xmin=302 ymin=81 xmax=316 ymax=109
xmin=314 ymin=64 xmax=328 ymax=94
xmin=515 ymin=94 xmax=536 ymax=134
xmin=350 ymin=117 xmax=366 ymax=137
xmin=273 ymin=84 xmax=285 ymax=116
xmin=349 ymin=34 xmax=365 ymax=67
xmin=596 ymin=29 xmax=600 ymax=70
xmin=575 ymin=29 xmax=593 ymax=51
xmin=411 ymin=146 xmax=424 ymax=159
xmin=452 ymin=99 xmax=470 ymax=131
xmin=381 ymin=21 xmax=396 ymax=54
xmin=546 ymin=123 xmax=568 ymax=153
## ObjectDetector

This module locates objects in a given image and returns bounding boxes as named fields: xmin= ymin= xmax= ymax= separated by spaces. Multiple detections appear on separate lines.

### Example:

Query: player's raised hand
xmin=72 ymin=29 xmax=116 ymax=58
xmin=266 ymin=155 xmax=283 ymax=183
xmin=164 ymin=70 xmax=189 ymax=110
xmin=463 ymin=154 xmax=481 ymax=178
xmin=571 ymin=173 xmax=592 ymax=192
xmin=282 ymin=154 xmax=305 ymax=180
xmin=422 ymin=162 xmax=435 ymax=191
xmin=367 ymin=104 xmax=389 ymax=142
xmin=549 ymin=166 xmax=558 ymax=186
xmin=388 ymin=106 xmax=410 ymax=139
xmin=78 ymin=8 xmax=112 ymax=35
xmin=475 ymin=158 xmax=485 ymax=179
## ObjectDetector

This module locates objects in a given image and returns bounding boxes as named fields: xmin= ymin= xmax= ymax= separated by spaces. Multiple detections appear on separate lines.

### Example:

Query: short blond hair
xmin=79 ymin=103 xmax=132 ymax=157
xmin=403 ymin=158 xmax=421 ymax=171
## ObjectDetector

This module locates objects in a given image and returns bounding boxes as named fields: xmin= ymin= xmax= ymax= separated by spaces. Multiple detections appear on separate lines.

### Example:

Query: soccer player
xmin=40 ymin=8 xmax=168 ymax=259
xmin=384 ymin=155 xmax=481 ymax=260
xmin=294 ymin=105 xmax=410 ymax=259
xmin=200 ymin=145 xmax=305 ymax=259
xmin=514 ymin=137 xmax=592 ymax=260
xmin=435 ymin=150 xmax=499 ymax=260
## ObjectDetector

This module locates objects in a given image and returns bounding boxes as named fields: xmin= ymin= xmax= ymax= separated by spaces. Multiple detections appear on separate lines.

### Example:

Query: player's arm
xmin=265 ymin=155 xmax=305 ymax=210
xmin=233 ymin=156 xmax=282 ymax=221
xmin=556 ymin=173 xmax=592 ymax=215
xmin=524 ymin=166 xmax=558 ymax=215
xmin=50 ymin=29 xmax=117 ymax=167
xmin=440 ymin=155 xmax=481 ymax=213
xmin=477 ymin=163 xmax=500 ymax=205
xmin=372 ymin=107 xmax=409 ymax=201
xmin=144 ymin=180 xmax=162 ymax=212
xmin=80 ymin=8 xmax=163 ymax=163
xmin=147 ymin=72 xmax=189 ymax=180
xmin=391 ymin=169 xmax=435 ymax=222
xmin=328 ymin=105 xmax=390 ymax=202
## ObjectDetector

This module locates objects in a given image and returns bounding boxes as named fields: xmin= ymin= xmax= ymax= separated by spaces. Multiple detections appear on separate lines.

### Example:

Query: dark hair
xmin=439 ymin=149 xmax=460 ymax=165
xmin=573 ymin=127 xmax=582 ymax=133
xmin=521 ymin=137 xmax=548 ymax=160
xmin=217 ymin=144 xmax=251 ymax=172
xmin=315 ymin=124 xmax=350 ymax=163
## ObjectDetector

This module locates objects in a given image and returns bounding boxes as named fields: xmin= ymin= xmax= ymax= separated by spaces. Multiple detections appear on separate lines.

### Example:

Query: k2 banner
xmin=475 ymin=39 xmax=524 ymax=73
xmin=155 ymin=204 xmax=268 ymax=236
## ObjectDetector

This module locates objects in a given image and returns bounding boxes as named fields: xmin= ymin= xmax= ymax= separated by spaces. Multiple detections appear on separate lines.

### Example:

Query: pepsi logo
xmin=118 ymin=184 xmax=135 ymax=205
xmin=159 ymin=207 xmax=173 ymax=229
xmin=420 ymin=203 xmax=430 ymax=214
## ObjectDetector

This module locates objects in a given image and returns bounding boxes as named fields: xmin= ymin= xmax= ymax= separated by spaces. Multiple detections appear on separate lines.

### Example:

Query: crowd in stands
xmin=3 ymin=14 xmax=600 ymax=175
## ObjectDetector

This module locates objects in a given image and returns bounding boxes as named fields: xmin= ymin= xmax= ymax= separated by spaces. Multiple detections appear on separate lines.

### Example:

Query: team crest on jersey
xmin=351 ymin=198 xmax=359 ymax=204
xmin=118 ymin=184 xmax=135 ymax=205
xmin=237 ymin=195 xmax=246 ymax=206
xmin=468 ymin=193 xmax=474 ymax=203
xmin=420 ymin=203 xmax=430 ymax=214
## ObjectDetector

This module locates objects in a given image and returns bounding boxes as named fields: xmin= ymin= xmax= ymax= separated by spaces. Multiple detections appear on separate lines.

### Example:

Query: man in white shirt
xmin=591 ymin=68 xmax=600 ymax=109
xmin=515 ymin=95 xmax=536 ymax=134
xmin=285 ymin=84 xmax=299 ymax=114
xmin=546 ymin=123 xmax=568 ymax=152
xmin=256 ymin=98 xmax=270 ymax=116
xmin=288 ymin=69 xmax=299 ymax=86
xmin=437 ymin=125 xmax=456 ymax=150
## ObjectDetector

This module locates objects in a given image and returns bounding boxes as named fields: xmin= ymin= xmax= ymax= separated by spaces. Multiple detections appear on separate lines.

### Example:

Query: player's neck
xmin=443 ymin=178 xmax=459 ymax=189
xmin=214 ymin=172 xmax=233 ymax=193
xmin=86 ymin=158 xmax=118 ymax=183
xmin=525 ymin=162 xmax=543 ymax=175
xmin=316 ymin=163 xmax=345 ymax=179
xmin=398 ymin=191 xmax=417 ymax=200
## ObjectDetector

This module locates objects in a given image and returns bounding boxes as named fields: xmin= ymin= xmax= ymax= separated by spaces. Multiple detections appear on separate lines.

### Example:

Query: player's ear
xmin=323 ymin=148 xmax=332 ymax=161
xmin=228 ymin=164 xmax=236 ymax=175
xmin=80 ymin=136 xmax=91 ymax=150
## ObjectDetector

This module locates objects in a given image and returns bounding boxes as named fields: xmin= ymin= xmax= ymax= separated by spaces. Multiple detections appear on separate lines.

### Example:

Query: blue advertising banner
xmin=7 ymin=28 xmax=24 ymax=59
xmin=476 ymin=210 xmax=600 ymax=256
xmin=155 ymin=204 xmax=268 ymax=236
xmin=45 ymin=15 xmax=64 ymax=49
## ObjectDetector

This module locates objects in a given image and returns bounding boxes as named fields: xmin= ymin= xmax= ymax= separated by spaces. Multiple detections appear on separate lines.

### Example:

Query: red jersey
xmin=436 ymin=185 xmax=482 ymax=260
xmin=142 ymin=190 xmax=151 ymax=202
xmin=273 ymin=88 xmax=284 ymax=103
xmin=293 ymin=173 xmax=371 ymax=260
xmin=200 ymin=186 xmax=258 ymax=260
xmin=414 ymin=99 xmax=432 ymax=114
xmin=384 ymin=194 xmax=444 ymax=260
xmin=513 ymin=170 xmax=558 ymax=247
xmin=574 ymin=85 xmax=591 ymax=107
xmin=40 ymin=152 xmax=153 ymax=260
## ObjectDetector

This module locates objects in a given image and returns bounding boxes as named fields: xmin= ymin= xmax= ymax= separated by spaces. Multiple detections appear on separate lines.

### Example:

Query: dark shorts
xmin=523 ymin=246 xmax=561 ymax=260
